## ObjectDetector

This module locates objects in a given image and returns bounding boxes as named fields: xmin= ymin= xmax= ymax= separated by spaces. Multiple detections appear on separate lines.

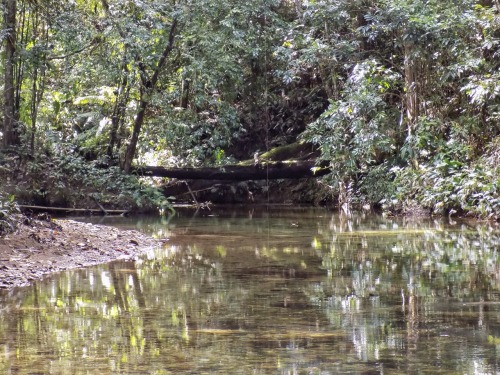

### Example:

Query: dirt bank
xmin=0 ymin=218 xmax=162 ymax=289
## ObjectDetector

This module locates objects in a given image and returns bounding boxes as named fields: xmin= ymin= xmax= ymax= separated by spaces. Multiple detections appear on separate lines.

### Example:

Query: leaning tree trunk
xmin=2 ymin=0 xmax=19 ymax=149
xmin=122 ymin=18 xmax=178 ymax=173
xmin=123 ymin=94 xmax=147 ymax=172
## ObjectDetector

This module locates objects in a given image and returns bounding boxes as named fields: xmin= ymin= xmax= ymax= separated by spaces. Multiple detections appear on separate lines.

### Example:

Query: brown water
xmin=1 ymin=207 xmax=500 ymax=374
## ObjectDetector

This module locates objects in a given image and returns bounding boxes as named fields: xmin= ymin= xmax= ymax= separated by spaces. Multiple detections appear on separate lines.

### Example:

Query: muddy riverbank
xmin=0 ymin=218 xmax=162 ymax=289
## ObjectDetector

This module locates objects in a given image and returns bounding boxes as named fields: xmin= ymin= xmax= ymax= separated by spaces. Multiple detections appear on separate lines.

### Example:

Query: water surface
xmin=1 ymin=207 xmax=500 ymax=374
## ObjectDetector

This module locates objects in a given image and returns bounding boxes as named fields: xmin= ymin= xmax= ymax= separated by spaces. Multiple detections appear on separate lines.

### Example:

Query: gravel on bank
xmin=0 ymin=218 xmax=162 ymax=289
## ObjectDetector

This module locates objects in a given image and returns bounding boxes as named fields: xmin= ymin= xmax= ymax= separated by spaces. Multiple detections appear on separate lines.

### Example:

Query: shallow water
xmin=1 ymin=207 xmax=500 ymax=374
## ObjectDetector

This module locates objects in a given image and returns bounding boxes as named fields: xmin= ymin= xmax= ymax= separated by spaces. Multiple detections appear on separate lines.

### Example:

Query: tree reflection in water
xmin=0 ymin=209 xmax=499 ymax=374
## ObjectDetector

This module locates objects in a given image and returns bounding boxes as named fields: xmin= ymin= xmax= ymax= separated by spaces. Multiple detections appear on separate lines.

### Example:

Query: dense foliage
xmin=0 ymin=151 xmax=172 ymax=213
xmin=1 ymin=0 xmax=499 ymax=217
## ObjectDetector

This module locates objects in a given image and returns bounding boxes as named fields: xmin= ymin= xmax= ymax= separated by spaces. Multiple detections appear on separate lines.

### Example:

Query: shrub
xmin=385 ymin=146 xmax=500 ymax=219
xmin=3 ymin=147 xmax=172 ymax=214
xmin=0 ymin=192 xmax=20 ymax=236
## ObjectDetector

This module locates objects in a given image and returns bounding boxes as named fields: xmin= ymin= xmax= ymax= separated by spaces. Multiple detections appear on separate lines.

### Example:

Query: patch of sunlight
xmin=216 ymin=245 xmax=227 ymax=257
xmin=171 ymin=310 xmax=180 ymax=326
xmin=311 ymin=237 xmax=322 ymax=249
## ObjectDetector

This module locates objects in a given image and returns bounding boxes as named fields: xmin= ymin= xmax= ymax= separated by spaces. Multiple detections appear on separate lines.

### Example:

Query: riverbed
xmin=1 ymin=207 xmax=499 ymax=374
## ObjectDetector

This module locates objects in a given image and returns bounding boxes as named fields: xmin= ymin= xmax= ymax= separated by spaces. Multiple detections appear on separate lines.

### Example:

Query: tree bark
xmin=2 ymin=0 xmax=19 ymax=149
xmin=123 ymin=94 xmax=147 ymax=171
xmin=132 ymin=161 xmax=330 ymax=180
xmin=404 ymin=41 xmax=419 ymax=137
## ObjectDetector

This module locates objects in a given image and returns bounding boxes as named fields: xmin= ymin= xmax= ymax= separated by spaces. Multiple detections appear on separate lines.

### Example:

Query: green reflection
xmin=1 ymin=208 xmax=500 ymax=374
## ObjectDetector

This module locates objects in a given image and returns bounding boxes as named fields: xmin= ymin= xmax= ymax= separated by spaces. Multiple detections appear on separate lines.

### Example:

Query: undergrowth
xmin=0 ymin=148 xmax=172 ymax=214
xmin=383 ymin=138 xmax=500 ymax=219
xmin=0 ymin=192 xmax=20 ymax=236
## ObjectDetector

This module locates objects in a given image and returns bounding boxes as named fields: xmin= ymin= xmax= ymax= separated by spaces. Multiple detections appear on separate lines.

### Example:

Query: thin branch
xmin=47 ymin=38 xmax=101 ymax=61
xmin=183 ymin=180 xmax=199 ymax=207
xmin=150 ymin=18 xmax=178 ymax=87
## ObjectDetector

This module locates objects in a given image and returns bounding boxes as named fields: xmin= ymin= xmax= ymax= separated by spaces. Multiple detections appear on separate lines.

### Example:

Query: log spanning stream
xmin=1 ymin=207 xmax=500 ymax=374
xmin=133 ymin=160 xmax=330 ymax=180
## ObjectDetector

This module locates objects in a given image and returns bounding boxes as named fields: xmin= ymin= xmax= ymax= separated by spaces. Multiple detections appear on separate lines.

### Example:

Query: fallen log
xmin=19 ymin=205 xmax=128 ymax=215
xmin=133 ymin=161 xmax=330 ymax=181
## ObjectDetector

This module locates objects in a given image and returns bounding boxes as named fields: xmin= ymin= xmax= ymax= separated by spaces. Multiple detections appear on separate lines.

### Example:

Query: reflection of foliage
xmin=301 ymin=216 xmax=500 ymax=366
xmin=318 ymin=216 xmax=500 ymax=298
xmin=1 ymin=213 xmax=500 ymax=373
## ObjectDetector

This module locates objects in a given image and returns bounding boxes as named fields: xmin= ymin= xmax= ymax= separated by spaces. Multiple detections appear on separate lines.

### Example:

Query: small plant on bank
xmin=0 ymin=192 xmax=21 ymax=236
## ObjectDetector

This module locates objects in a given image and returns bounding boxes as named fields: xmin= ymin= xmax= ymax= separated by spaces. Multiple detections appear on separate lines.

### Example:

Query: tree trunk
xmin=404 ymin=42 xmax=419 ymax=137
xmin=123 ymin=95 xmax=148 ymax=172
xmin=122 ymin=18 xmax=178 ymax=172
xmin=29 ymin=15 xmax=48 ymax=156
xmin=2 ymin=0 xmax=19 ymax=149
xmin=180 ymin=78 xmax=190 ymax=108
xmin=132 ymin=160 xmax=330 ymax=180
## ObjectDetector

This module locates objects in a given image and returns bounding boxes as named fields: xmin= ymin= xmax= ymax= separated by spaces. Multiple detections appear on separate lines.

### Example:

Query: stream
xmin=1 ymin=207 xmax=500 ymax=374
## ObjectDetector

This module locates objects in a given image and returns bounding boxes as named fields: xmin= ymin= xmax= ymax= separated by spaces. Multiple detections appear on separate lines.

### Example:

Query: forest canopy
xmin=1 ymin=0 xmax=499 ymax=218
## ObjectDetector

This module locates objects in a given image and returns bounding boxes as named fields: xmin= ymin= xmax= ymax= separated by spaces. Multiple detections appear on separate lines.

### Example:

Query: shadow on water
xmin=1 ymin=207 xmax=500 ymax=374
